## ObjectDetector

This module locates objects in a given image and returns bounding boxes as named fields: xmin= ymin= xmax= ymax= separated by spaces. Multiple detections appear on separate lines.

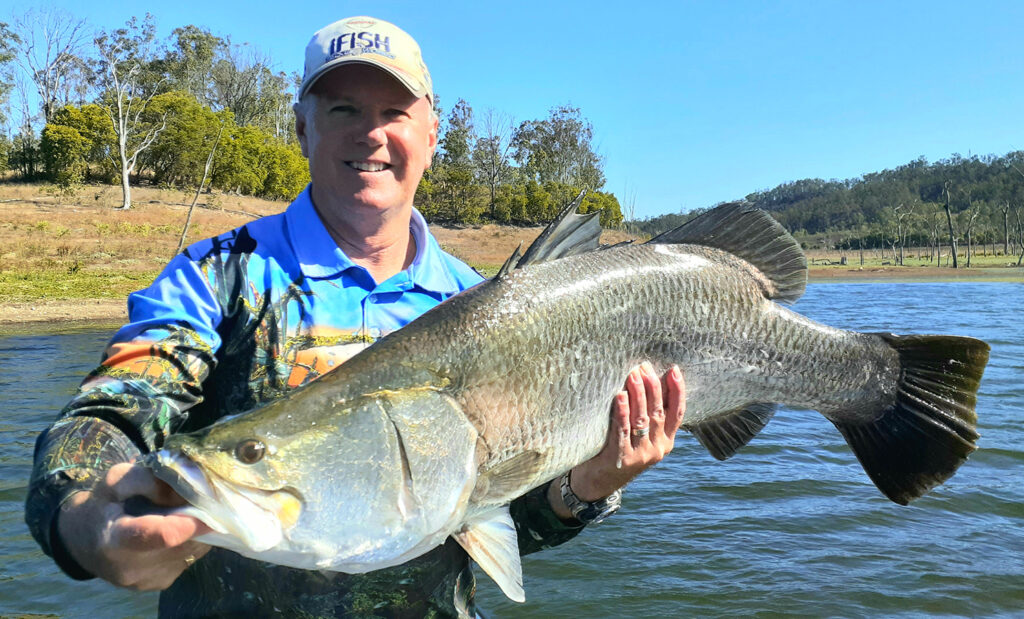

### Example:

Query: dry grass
xmin=432 ymin=223 xmax=641 ymax=275
xmin=1 ymin=180 xmax=1020 ymax=323
xmin=0 ymin=182 xmax=287 ymax=298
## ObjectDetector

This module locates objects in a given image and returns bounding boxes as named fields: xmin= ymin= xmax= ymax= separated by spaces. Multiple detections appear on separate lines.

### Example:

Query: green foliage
xmin=140 ymin=90 xmax=222 ymax=186
xmin=40 ymin=123 xmax=88 ymax=187
xmin=261 ymin=141 xmax=310 ymax=200
xmin=430 ymin=99 xmax=486 ymax=222
xmin=512 ymin=105 xmax=605 ymax=191
xmin=50 ymin=104 xmax=117 ymax=181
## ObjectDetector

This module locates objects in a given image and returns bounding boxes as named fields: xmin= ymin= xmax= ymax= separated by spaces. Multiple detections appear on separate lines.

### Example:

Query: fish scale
xmin=147 ymin=199 xmax=988 ymax=605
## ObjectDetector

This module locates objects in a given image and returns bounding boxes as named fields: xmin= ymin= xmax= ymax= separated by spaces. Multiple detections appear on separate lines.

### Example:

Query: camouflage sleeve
xmin=509 ymin=480 xmax=585 ymax=556
xmin=25 ymin=256 xmax=224 ymax=580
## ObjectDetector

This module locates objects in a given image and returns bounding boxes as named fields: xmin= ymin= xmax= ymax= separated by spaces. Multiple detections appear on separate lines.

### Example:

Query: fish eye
xmin=235 ymin=439 xmax=266 ymax=464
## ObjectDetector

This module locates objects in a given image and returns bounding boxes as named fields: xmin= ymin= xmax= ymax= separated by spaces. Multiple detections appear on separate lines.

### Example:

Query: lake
xmin=2 ymin=282 xmax=1022 ymax=617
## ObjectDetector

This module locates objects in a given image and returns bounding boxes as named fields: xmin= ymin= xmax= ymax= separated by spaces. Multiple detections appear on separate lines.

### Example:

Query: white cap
xmin=299 ymin=16 xmax=433 ymax=102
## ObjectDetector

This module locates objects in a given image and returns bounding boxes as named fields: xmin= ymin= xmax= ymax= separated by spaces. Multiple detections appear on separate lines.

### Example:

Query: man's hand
xmin=549 ymin=363 xmax=685 ymax=519
xmin=57 ymin=462 xmax=212 ymax=591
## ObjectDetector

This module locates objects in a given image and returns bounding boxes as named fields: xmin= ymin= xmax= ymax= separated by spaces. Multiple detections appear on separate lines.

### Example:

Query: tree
xmin=10 ymin=7 xmax=90 ymax=122
xmin=94 ymin=15 xmax=168 ymax=210
xmin=887 ymin=202 xmax=917 ymax=265
xmin=210 ymin=42 xmax=290 ymax=131
xmin=472 ymin=108 xmax=515 ymax=219
xmin=942 ymin=181 xmax=959 ymax=268
xmin=512 ymin=105 xmax=605 ymax=191
xmin=50 ymin=103 xmax=117 ymax=181
xmin=433 ymin=99 xmax=485 ymax=223
xmin=139 ymin=90 xmax=222 ymax=186
xmin=40 ymin=122 xmax=87 ymax=187
xmin=0 ymin=22 xmax=18 ymax=130
xmin=163 ymin=25 xmax=223 ymax=104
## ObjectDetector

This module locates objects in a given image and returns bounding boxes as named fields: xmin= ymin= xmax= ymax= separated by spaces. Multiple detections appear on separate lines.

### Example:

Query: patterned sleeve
xmin=24 ymin=256 xmax=223 ymax=579
xmin=509 ymin=480 xmax=586 ymax=556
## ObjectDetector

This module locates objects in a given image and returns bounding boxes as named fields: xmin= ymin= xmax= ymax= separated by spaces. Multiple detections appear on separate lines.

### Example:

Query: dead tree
xmin=942 ymin=181 xmax=959 ymax=268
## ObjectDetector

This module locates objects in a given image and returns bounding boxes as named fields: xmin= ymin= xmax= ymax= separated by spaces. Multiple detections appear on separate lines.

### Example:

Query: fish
xmin=145 ymin=197 xmax=989 ymax=603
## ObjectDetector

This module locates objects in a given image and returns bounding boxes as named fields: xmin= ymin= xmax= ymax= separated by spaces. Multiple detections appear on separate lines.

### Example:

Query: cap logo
xmin=328 ymin=32 xmax=393 ymax=59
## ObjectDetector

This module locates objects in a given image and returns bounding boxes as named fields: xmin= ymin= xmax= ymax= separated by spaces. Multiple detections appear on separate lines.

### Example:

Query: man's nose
xmin=354 ymin=115 xmax=387 ymax=148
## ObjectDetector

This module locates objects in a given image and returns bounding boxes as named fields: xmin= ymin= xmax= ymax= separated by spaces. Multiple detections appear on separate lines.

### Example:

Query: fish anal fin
xmin=453 ymin=507 xmax=525 ymax=603
xmin=649 ymin=202 xmax=807 ymax=304
xmin=471 ymin=450 xmax=550 ymax=504
xmin=833 ymin=334 xmax=987 ymax=505
xmin=685 ymin=402 xmax=776 ymax=460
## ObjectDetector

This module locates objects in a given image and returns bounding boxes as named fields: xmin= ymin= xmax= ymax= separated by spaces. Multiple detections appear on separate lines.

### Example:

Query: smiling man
xmin=26 ymin=16 xmax=685 ymax=617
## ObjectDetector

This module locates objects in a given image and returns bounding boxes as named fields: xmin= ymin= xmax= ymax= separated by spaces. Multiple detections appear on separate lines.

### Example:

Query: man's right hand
xmin=57 ymin=462 xmax=212 ymax=591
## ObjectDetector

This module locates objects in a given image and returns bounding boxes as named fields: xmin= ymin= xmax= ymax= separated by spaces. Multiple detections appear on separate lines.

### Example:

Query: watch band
xmin=558 ymin=470 xmax=621 ymax=525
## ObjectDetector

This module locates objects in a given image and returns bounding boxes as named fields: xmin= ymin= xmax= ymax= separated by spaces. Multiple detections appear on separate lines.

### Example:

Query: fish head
xmin=146 ymin=386 xmax=480 ymax=572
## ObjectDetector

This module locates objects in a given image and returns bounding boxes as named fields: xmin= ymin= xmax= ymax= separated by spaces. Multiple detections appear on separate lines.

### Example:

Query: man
xmin=26 ymin=16 xmax=685 ymax=617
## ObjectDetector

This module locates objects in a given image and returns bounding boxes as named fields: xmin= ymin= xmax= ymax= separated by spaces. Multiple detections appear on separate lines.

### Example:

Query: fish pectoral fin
xmin=453 ymin=507 xmax=525 ymax=603
xmin=685 ymin=402 xmax=777 ymax=460
xmin=471 ymin=450 xmax=551 ymax=504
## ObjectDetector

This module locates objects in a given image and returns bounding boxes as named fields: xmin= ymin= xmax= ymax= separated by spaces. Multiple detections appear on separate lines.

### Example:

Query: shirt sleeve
xmin=24 ymin=255 xmax=223 ymax=579
xmin=509 ymin=480 xmax=586 ymax=556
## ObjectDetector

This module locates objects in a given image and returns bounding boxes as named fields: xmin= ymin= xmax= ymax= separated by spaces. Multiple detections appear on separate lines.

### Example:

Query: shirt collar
xmin=285 ymin=185 xmax=462 ymax=295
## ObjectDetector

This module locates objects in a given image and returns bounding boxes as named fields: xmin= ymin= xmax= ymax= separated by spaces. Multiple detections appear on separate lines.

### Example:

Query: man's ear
xmin=294 ymin=101 xmax=310 ymax=158
xmin=424 ymin=114 xmax=439 ymax=170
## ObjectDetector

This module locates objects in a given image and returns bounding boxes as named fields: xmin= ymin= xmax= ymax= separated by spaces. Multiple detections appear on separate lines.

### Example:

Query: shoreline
xmin=2 ymin=267 xmax=1019 ymax=335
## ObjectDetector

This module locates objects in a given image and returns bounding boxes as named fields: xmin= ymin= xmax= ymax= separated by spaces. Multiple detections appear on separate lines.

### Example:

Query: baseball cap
xmin=298 ymin=16 xmax=433 ymax=102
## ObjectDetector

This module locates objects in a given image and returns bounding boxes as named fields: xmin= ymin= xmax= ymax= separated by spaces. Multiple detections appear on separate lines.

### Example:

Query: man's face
xmin=295 ymin=64 xmax=437 ymax=215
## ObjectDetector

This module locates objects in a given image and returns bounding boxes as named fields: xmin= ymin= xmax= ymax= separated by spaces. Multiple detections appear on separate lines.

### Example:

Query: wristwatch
xmin=558 ymin=470 xmax=622 ymax=524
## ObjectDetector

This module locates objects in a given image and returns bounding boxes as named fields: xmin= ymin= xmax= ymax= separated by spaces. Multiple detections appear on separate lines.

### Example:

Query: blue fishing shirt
xmin=27 ymin=186 xmax=585 ymax=618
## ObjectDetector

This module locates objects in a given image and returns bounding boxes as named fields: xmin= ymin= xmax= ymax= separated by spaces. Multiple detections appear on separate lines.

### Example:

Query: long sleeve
xmin=25 ymin=257 xmax=223 ymax=577
xmin=510 ymin=481 xmax=586 ymax=556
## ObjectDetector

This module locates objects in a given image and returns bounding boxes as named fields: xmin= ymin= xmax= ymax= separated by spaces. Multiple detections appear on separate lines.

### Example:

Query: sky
xmin=9 ymin=0 xmax=1024 ymax=220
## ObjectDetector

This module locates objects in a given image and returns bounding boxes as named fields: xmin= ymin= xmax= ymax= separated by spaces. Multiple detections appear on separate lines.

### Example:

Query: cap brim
xmin=298 ymin=57 xmax=430 ymax=101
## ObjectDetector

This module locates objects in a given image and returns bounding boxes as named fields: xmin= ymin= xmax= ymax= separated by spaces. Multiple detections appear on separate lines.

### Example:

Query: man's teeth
xmin=348 ymin=161 xmax=388 ymax=172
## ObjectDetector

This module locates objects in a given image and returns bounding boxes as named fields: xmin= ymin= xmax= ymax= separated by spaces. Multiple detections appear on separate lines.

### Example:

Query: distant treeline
xmin=631 ymin=152 xmax=1024 ymax=263
xmin=0 ymin=10 xmax=622 ymax=225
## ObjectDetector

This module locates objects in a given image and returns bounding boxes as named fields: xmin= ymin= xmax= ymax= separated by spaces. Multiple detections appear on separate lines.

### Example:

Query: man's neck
xmin=312 ymin=197 xmax=417 ymax=284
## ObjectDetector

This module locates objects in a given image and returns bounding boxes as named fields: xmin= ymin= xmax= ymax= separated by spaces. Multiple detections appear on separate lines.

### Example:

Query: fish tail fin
xmin=833 ymin=334 xmax=989 ymax=505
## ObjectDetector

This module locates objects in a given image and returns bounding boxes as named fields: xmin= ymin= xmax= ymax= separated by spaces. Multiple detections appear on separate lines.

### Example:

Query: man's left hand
xmin=548 ymin=363 xmax=685 ymax=519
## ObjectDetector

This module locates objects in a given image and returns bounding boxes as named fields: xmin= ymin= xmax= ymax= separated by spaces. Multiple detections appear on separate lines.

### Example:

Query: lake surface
xmin=2 ymin=282 xmax=1022 ymax=617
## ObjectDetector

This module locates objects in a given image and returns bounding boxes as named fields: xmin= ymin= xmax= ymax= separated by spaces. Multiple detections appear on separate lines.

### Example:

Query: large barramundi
xmin=146 ymin=199 xmax=989 ymax=602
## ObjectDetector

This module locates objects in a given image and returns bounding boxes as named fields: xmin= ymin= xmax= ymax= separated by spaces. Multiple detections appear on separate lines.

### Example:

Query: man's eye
xmin=330 ymin=105 xmax=356 ymax=114
xmin=385 ymin=108 xmax=409 ymax=119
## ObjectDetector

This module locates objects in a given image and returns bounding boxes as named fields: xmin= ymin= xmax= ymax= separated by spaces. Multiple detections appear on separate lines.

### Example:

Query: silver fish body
xmin=147 ymin=201 xmax=988 ymax=602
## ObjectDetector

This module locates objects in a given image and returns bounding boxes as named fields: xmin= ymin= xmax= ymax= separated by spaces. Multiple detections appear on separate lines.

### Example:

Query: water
xmin=2 ymin=282 xmax=1022 ymax=617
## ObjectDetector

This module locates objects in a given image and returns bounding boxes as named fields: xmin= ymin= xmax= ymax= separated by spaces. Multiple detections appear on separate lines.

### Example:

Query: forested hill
xmin=631 ymin=152 xmax=1024 ymax=250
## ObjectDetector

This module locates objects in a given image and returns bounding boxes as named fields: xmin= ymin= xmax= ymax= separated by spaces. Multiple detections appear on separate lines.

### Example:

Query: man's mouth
xmin=346 ymin=161 xmax=390 ymax=172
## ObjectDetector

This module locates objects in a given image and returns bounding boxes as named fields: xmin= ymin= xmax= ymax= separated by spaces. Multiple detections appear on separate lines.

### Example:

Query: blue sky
xmin=17 ymin=0 xmax=1024 ymax=219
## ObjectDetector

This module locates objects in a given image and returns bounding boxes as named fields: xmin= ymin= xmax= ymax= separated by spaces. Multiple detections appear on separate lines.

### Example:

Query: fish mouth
xmin=147 ymin=450 xmax=303 ymax=553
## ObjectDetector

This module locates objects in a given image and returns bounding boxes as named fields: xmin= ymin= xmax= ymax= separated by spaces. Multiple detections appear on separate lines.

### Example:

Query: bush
xmin=40 ymin=124 xmax=88 ymax=188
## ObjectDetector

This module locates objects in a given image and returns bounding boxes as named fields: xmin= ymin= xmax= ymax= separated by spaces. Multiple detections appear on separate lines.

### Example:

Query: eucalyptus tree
xmin=512 ymin=105 xmax=605 ymax=191
xmin=433 ymin=98 xmax=484 ymax=222
xmin=472 ymin=108 xmax=515 ymax=218
xmin=93 ymin=14 xmax=168 ymax=209
xmin=9 ymin=7 xmax=90 ymax=122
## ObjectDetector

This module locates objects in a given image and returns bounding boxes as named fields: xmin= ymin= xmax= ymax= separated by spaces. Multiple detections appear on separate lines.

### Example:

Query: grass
xmin=1 ymin=180 xmax=1021 ymax=311
xmin=0 ymin=269 xmax=163 ymax=302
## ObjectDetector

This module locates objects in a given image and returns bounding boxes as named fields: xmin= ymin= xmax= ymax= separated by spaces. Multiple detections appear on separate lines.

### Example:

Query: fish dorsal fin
xmin=496 ymin=191 xmax=602 ymax=279
xmin=471 ymin=450 xmax=550 ymax=504
xmin=649 ymin=202 xmax=807 ymax=304
xmin=453 ymin=506 xmax=525 ymax=602
xmin=684 ymin=402 xmax=777 ymax=460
